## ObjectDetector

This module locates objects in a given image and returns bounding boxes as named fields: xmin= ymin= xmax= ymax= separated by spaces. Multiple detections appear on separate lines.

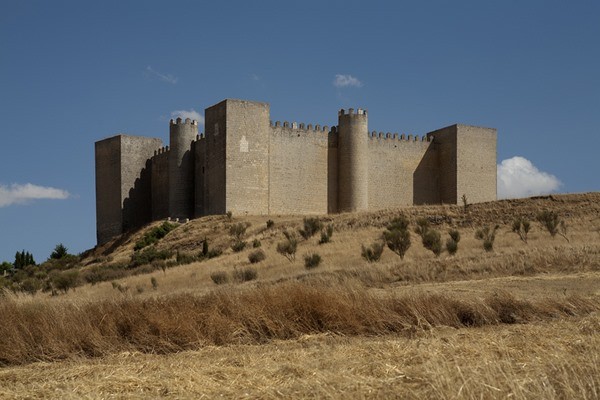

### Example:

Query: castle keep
xmin=95 ymin=99 xmax=497 ymax=244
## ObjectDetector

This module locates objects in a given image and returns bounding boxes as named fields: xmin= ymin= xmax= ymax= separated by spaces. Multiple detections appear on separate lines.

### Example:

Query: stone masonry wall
xmin=193 ymin=136 xmax=206 ymax=217
xmin=95 ymin=136 xmax=122 ymax=245
xmin=368 ymin=134 xmax=437 ymax=209
xmin=203 ymin=101 xmax=228 ymax=215
xmin=268 ymin=123 xmax=332 ymax=214
xmin=151 ymin=149 xmax=169 ymax=221
xmin=455 ymin=125 xmax=497 ymax=203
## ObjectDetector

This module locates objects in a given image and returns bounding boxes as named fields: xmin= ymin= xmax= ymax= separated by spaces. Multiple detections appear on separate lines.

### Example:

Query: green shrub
xmin=206 ymin=248 xmax=223 ymax=259
xmin=226 ymin=211 xmax=233 ymax=220
xmin=176 ymin=251 xmax=198 ymax=265
xmin=446 ymin=238 xmax=458 ymax=255
xmin=248 ymin=249 xmax=266 ymax=264
xmin=304 ymin=253 xmax=322 ymax=269
xmin=150 ymin=277 xmax=158 ymax=290
xmin=50 ymin=243 xmax=69 ymax=260
xmin=422 ymin=229 xmax=442 ymax=256
xmin=210 ymin=271 xmax=229 ymax=285
xmin=201 ymin=238 xmax=209 ymax=257
xmin=536 ymin=210 xmax=569 ymax=242
xmin=512 ymin=218 xmax=531 ymax=243
xmin=475 ymin=225 xmax=499 ymax=252
xmin=252 ymin=239 xmax=262 ymax=248
xmin=449 ymin=229 xmax=461 ymax=244
xmin=299 ymin=217 xmax=323 ymax=239
xmin=361 ymin=241 xmax=384 ymax=262
xmin=50 ymin=270 xmax=79 ymax=294
xmin=20 ymin=277 xmax=42 ymax=295
xmin=134 ymin=221 xmax=177 ymax=251
xmin=318 ymin=224 xmax=334 ymax=244
xmin=266 ymin=219 xmax=275 ymax=229
xmin=231 ymin=240 xmax=247 ymax=253
xmin=229 ymin=222 xmax=249 ymax=240
xmin=414 ymin=218 xmax=430 ymax=238
xmin=233 ymin=267 xmax=258 ymax=283
xmin=130 ymin=247 xmax=173 ymax=268
xmin=276 ymin=231 xmax=298 ymax=262
xmin=383 ymin=219 xmax=411 ymax=259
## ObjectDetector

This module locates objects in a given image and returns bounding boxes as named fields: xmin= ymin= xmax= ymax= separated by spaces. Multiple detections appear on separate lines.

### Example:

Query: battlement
xmin=270 ymin=120 xmax=335 ymax=133
xmin=170 ymin=118 xmax=199 ymax=126
xmin=369 ymin=131 xmax=431 ymax=142
xmin=154 ymin=145 xmax=170 ymax=156
xmin=338 ymin=108 xmax=367 ymax=116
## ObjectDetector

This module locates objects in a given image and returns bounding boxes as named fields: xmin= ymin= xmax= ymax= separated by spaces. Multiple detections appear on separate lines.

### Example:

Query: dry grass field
xmin=1 ymin=193 xmax=599 ymax=398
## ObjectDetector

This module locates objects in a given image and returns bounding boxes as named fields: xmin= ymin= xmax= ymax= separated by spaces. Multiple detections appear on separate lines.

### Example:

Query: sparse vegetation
xmin=229 ymin=222 xmax=249 ymax=240
xmin=318 ymin=224 xmax=334 ymax=244
xmin=361 ymin=241 xmax=384 ymax=262
xmin=383 ymin=216 xmax=411 ymax=259
xmin=248 ymin=249 xmax=266 ymax=264
xmin=476 ymin=225 xmax=500 ymax=252
xmin=537 ymin=210 xmax=569 ymax=242
xmin=303 ymin=253 xmax=322 ymax=269
xmin=130 ymin=247 xmax=173 ymax=268
xmin=299 ymin=217 xmax=323 ymax=239
xmin=445 ymin=229 xmax=461 ymax=255
xmin=233 ymin=267 xmax=258 ymax=282
xmin=422 ymin=229 xmax=442 ymax=256
xmin=266 ymin=219 xmax=275 ymax=229
xmin=134 ymin=221 xmax=177 ymax=251
xmin=276 ymin=230 xmax=298 ymax=262
xmin=210 ymin=271 xmax=229 ymax=285
xmin=231 ymin=240 xmax=247 ymax=253
xmin=252 ymin=239 xmax=261 ymax=248
xmin=150 ymin=277 xmax=158 ymax=290
xmin=512 ymin=217 xmax=531 ymax=243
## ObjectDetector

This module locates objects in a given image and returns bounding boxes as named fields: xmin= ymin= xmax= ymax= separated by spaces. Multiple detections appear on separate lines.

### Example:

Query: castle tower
xmin=169 ymin=117 xmax=197 ymax=219
xmin=337 ymin=108 xmax=369 ymax=212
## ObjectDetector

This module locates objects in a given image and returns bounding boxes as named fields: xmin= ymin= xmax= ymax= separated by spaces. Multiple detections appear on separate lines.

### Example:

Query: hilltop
xmin=0 ymin=193 xmax=599 ymax=398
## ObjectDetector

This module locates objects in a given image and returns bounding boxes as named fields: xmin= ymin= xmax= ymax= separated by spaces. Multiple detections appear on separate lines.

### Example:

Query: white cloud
xmin=333 ymin=74 xmax=363 ymax=88
xmin=497 ymin=156 xmax=562 ymax=199
xmin=0 ymin=183 xmax=70 ymax=207
xmin=170 ymin=109 xmax=204 ymax=125
xmin=145 ymin=66 xmax=178 ymax=84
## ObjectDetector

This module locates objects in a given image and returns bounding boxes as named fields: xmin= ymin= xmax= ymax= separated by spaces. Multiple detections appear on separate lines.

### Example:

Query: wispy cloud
xmin=333 ymin=74 xmax=363 ymax=88
xmin=145 ymin=66 xmax=178 ymax=84
xmin=497 ymin=156 xmax=562 ymax=199
xmin=250 ymin=73 xmax=260 ymax=81
xmin=0 ymin=183 xmax=70 ymax=207
xmin=170 ymin=109 xmax=204 ymax=125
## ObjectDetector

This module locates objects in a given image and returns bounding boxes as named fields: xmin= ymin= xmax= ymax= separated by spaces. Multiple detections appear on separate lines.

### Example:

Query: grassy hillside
xmin=0 ymin=193 xmax=599 ymax=398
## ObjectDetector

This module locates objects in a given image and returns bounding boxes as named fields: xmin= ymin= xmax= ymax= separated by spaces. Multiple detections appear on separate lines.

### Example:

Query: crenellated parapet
xmin=169 ymin=117 xmax=199 ymax=126
xmin=270 ymin=120 xmax=335 ymax=133
xmin=369 ymin=131 xmax=432 ymax=142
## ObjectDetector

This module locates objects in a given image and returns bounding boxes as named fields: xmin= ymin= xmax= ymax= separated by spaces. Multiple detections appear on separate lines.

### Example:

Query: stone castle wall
xmin=95 ymin=99 xmax=497 ymax=244
xmin=268 ymin=123 xmax=333 ymax=215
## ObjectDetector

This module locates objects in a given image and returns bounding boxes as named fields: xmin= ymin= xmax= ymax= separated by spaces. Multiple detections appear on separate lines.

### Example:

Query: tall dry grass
xmin=1 ymin=280 xmax=598 ymax=366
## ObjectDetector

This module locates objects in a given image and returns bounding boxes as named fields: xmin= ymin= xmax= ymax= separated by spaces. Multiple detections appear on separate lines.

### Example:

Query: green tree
xmin=383 ymin=216 xmax=411 ymax=259
xmin=50 ymin=243 xmax=69 ymax=259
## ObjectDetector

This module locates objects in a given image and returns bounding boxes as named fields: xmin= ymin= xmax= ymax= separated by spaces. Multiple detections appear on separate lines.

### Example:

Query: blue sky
xmin=1 ymin=1 xmax=598 ymax=263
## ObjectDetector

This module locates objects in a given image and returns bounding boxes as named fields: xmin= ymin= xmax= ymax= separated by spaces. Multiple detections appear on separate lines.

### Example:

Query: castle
xmin=95 ymin=99 xmax=497 ymax=245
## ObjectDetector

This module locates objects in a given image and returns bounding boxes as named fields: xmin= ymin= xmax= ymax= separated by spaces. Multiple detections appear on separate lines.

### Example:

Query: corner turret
xmin=168 ymin=117 xmax=198 ymax=219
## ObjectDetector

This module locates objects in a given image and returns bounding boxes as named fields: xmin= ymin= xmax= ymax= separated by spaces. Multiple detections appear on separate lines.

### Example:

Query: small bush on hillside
xmin=201 ymin=238 xmax=209 ymax=257
xmin=229 ymin=222 xmax=249 ymax=240
xmin=446 ymin=229 xmax=461 ymax=255
xmin=414 ymin=218 xmax=431 ymax=239
xmin=252 ymin=239 xmax=262 ymax=248
xmin=150 ymin=277 xmax=158 ymax=290
xmin=277 ymin=231 xmax=298 ymax=262
xmin=361 ymin=241 xmax=384 ymax=262
xmin=266 ymin=219 xmax=275 ymax=229
xmin=233 ymin=267 xmax=257 ymax=283
xmin=210 ymin=271 xmax=229 ymax=285
xmin=134 ymin=221 xmax=177 ymax=251
xmin=383 ymin=216 xmax=411 ymax=259
xmin=206 ymin=248 xmax=223 ymax=259
xmin=226 ymin=211 xmax=232 ymax=220
xmin=304 ymin=253 xmax=322 ymax=269
xmin=231 ymin=240 xmax=247 ymax=253
xmin=176 ymin=251 xmax=197 ymax=265
xmin=536 ymin=210 xmax=569 ymax=242
xmin=130 ymin=247 xmax=173 ymax=268
xmin=248 ymin=249 xmax=266 ymax=264
xmin=319 ymin=224 xmax=334 ymax=244
xmin=50 ymin=270 xmax=79 ymax=294
xmin=299 ymin=217 xmax=323 ymax=239
xmin=422 ymin=229 xmax=442 ymax=256
xmin=512 ymin=218 xmax=531 ymax=243
xmin=475 ymin=225 xmax=499 ymax=252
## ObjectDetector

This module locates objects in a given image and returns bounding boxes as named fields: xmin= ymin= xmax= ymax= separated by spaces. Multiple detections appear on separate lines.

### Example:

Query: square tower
xmin=95 ymin=135 xmax=162 ymax=244
xmin=201 ymin=99 xmax=270 ymax=215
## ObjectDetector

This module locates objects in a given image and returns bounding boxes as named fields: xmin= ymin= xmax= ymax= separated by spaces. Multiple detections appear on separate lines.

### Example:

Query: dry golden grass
xmin=0 ymin=313 xmax=598 ymax=399
xmin=1 ymin=193 xmax=600 ymax=398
